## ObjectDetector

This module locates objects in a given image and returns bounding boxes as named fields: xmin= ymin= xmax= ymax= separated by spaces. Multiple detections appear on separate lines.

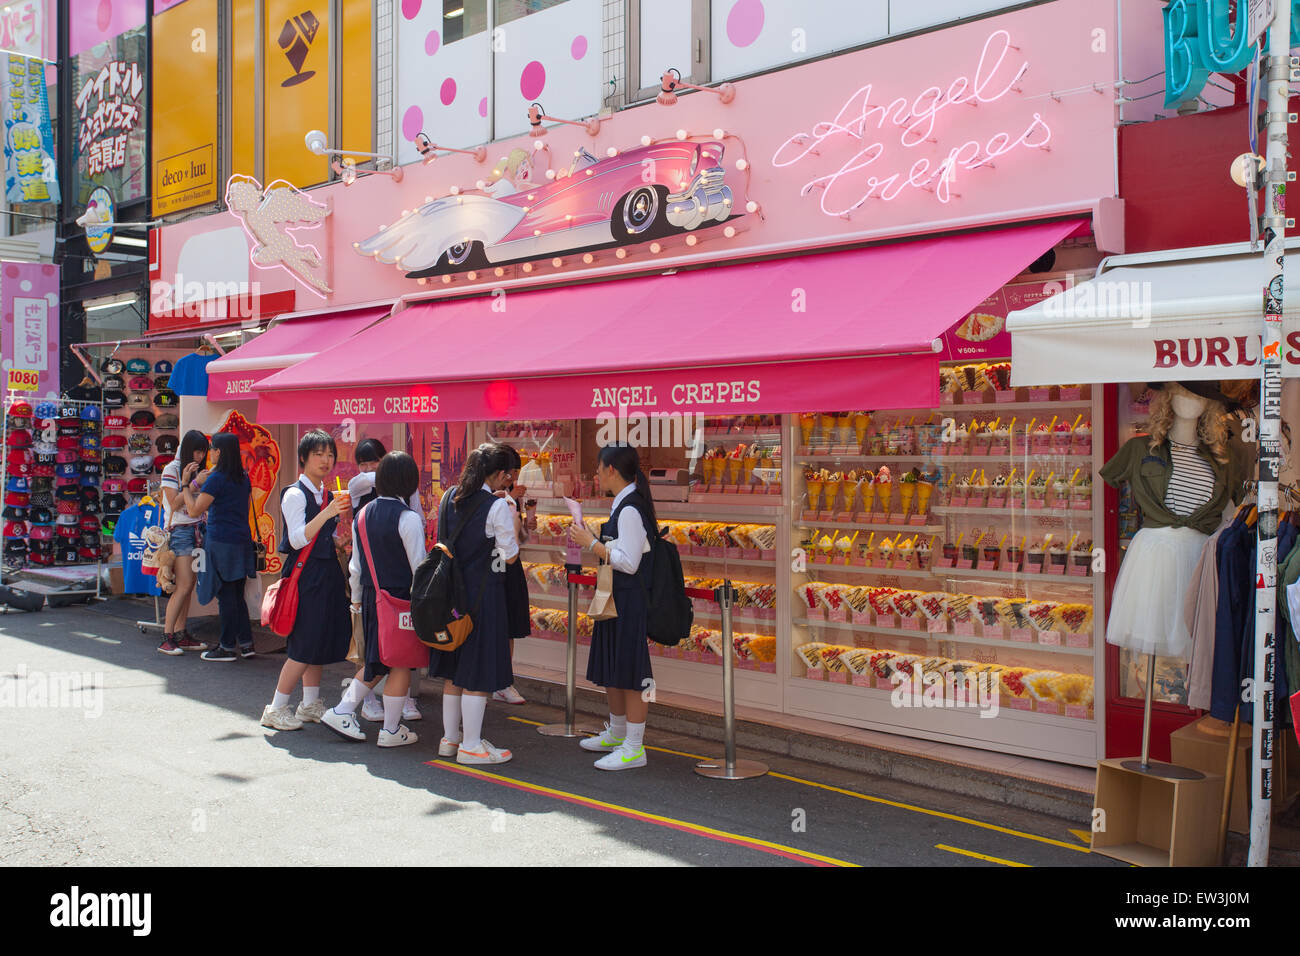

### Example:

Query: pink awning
xmin=204 ymin=306 xmax=390 ymax=401
xmin=254 ymin=219 xmax=1083 ymax=423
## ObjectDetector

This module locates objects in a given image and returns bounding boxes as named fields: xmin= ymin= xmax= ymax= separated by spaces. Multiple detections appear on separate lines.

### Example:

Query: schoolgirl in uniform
xmin=344 ymin=437 xmax=424 ymax=723
xmin=322 ymin=451 xmax=426 ymax=747
xmin=434 ymin=442 xmax=521 ymax=764
xmin=568 ymin=444 xmax=656 ymax=771
xmin=494 ymin=444 xmax=532 ymax=706
xmin=260 ymin=429 xmax=353 ymax=732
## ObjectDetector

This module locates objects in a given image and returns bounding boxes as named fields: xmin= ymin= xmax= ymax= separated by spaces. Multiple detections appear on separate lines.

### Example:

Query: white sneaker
xmin=378 ymin=725 xmax=419 ymax=748
xmin=322 ymin=707 xmax=366 ymax=742
xmin=260 ymin=704 xmax=303 ymax=732
xmin=492 ymin=686 xmax=526 ymax=705
xmin=438 ymin=737 xmax=461 ymax=757
xmin=403 ymin=698 xmax=423 ymax=721
xmin=579 ymin=723 xmax=625 ymax=752
xmin=595 ymin=742 xmax=647 ymax=771
xmin=295 ymin=699 xmax=327 ymax=723
xmin=457 ymin=739 xmax=513 ymax=765
xmin=360 ymin=697 xmax=385 ymax=722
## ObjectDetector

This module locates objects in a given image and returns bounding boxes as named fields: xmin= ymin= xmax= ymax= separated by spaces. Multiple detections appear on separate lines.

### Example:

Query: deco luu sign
xmin=771 ymin=29 xmax=1051 ymax=217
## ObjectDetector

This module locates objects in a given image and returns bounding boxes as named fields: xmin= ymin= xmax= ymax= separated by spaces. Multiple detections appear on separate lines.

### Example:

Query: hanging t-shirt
xmin=168 ymin=352 xmax=219 ymax=397
xmin=113 ymin=501 xmax=162 ymax=596
xmin=1165 ymin=441 xmax=1216 ymax=516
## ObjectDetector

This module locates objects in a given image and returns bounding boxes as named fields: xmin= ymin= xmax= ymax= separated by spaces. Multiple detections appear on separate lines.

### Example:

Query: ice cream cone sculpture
xmin=854 ymin=412 xmax=871 ymax=445
xmin=875 ymin=465 xmax=892 ymax=511
xmin=727 ymin=445 xmax=745 ymax=484
xmin=799 ymin=413 xmax=817 ymax=446
xmin=743 ymin=452 xmax=758 ymax=484
xmin=836 ymin=413 xmax=853 ymax=444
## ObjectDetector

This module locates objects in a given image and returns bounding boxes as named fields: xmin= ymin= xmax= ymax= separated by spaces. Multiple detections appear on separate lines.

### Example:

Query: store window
xmin=81 ymin=294 xmax=146 ymax=343
xmin=493 ymin=0 xmax=568 ymax=26
xmin=444 ymin=0 xmax=488 ymax=45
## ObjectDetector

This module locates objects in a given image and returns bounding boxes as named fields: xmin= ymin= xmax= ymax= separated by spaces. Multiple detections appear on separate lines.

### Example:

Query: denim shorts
xmin=170 ymin=524 xmax=200 ymax=555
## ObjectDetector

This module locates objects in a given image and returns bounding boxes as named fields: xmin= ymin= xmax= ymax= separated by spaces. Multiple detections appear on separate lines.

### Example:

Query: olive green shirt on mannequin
xmin=1099 ymin=436 xmax=1245 ymax=537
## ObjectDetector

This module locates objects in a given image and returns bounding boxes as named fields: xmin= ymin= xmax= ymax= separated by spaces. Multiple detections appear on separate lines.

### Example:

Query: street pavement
xmin=0 ymin=598 xmax=1124 ymax=867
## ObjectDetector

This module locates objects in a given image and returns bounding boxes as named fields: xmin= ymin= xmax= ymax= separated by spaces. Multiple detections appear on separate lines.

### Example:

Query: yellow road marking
xmin=428 ymin=759 xmax=858 ymax=867
xmin=507 ymin=716 xmax=1088 ymax=854
xmin=1069 ymin=828 xmax=1093 ymax=845
xmin=935 ymin=844 xmax=1031 ymax=866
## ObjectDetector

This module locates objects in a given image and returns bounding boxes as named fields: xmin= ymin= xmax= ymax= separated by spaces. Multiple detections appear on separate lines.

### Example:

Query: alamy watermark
xmin=1041 ymin=278 xmax=1153 ymax=328
xmin=149 ymin=274 xmax=263 ymax=319
xmin=890 ymin=668 xmax=1000 ymax=718
xmin=0 ymin=664 xmax=103 ymax=718
xmin=595 ymin=405 xmax=705 ymax=452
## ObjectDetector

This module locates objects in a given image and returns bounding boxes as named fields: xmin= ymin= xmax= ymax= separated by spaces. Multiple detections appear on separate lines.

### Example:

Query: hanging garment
xmin=1184 ymin=520 xmax=1230 ymax=711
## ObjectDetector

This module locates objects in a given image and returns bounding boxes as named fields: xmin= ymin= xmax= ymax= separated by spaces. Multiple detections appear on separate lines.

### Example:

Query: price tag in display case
xmin=6 ymin=369 xmax=38 ymax=391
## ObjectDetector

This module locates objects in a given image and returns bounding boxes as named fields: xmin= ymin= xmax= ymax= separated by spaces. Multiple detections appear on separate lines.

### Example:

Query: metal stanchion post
xmin=538 ymin=564 xmax=600 ymax=737
xmin=696 ymin=581 xmax=767 ymax=780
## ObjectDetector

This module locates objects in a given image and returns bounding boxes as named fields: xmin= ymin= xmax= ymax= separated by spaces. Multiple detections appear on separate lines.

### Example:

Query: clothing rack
xmin=0 ymin=393 xmax=107 ymax=601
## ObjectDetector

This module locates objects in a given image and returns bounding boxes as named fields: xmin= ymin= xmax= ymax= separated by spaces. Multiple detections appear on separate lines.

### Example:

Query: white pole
xmin=1250 ymin=0 xmax=1292 ymax=868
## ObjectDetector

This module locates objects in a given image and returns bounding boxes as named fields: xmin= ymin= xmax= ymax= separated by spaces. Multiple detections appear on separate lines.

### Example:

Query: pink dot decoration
xmin=520 ymin=60 xmax=546 ymax=101
xmin=401 ymin=0 xmax=421 ymax=20
xmin=425 ymin=30 xmax=440 ymax=55
xmin=726 ymin=0 xmax=764 ymax=47
xmin=96 ymin=0 xmax=112 ymax=32
xmin=41 ymin=265 xmax=55 ymax=276
xmin=4 ymin=265 xmax=18 ymax=278
xmin=402 ymin=105 xmax=423 ymax=142
xmin=571 ymin=35 xmax=588 ymax=60
xmin=478 ymin=97 xmax=488 ymax=117
xmin=440 ymin=77 xmax=457 ymax=106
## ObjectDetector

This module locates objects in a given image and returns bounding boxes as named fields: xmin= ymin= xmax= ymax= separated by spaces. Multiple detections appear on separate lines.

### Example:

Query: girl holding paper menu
xmin=568 ymin=443 xmax=657 ymax=771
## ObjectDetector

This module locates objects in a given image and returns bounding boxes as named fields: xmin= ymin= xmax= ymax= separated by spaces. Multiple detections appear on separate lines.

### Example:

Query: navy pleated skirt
xmin=586 ymin=586 xmax=654 ymax=691
xmin=286 ymin=555 xmax=351 ymax=666
xmin=504 ymin=559 xmax=531 ymax=640
xmin=430 ymin=565 xmax=513 ymax=693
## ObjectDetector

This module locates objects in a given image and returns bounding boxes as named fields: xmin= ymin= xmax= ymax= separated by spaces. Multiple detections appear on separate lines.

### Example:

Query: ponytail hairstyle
xmin=597 ymin=443 xmax=658 ymax=532
xmin=455 ymin=441 xmax=517 ymax=502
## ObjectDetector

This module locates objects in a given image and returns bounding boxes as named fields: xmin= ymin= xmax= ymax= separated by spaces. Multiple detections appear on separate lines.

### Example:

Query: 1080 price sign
xmin=6 ymin=369 xmax=39 ymax=391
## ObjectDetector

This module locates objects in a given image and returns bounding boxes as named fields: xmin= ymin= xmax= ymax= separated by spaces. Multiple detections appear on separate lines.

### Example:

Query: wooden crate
xmin=1091 ymin=758 xmax=1223 ymax=867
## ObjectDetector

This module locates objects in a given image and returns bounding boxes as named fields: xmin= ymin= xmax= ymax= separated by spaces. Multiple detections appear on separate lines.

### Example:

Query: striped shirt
xmin=1164 ymin=441 xmax=1216 ymax=517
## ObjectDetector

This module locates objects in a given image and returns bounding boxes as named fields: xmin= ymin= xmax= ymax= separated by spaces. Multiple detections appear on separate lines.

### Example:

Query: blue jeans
xmin=216 ymin=578 xmax=252 ymax=651
xmin=169 ymin=524 xmax=199 ymax=555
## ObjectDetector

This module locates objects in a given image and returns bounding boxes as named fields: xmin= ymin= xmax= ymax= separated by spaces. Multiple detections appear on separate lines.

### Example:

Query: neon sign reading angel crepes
xmin=771 ymin=30 xmax=1052 ymax=216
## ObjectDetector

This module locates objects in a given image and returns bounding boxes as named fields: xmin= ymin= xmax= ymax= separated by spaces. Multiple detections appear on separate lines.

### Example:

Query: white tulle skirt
xmin=1106 ymin=525 xmax=1209 ymax=661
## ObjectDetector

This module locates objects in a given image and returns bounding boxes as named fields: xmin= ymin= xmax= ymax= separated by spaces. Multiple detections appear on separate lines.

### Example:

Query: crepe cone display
xmin=917 ymin=480 xmax=933 ymax=514
xmin=899 ymin=478 xmax=915 ymax=515
xmin=854 ymin=412 xmax=871 ymax=445
xmin=823 ymin=474 xmax=843 ymax=512
xmin=837 ymin=414 xmax=853 ymax=444
xmin=819 ymin=413 xmax=836 ymax=440
xmin=728 ymin=457 xmax=742 ymax=484
xmin=799 ymin=413 xmax=816 ymax=446
xmin=743 ymin=455 xmax=758 ymax=484
xmin=861 ymin=479 xmax=877 ymax=513
xmin=805 ymin=471 xmax=824 ymax=511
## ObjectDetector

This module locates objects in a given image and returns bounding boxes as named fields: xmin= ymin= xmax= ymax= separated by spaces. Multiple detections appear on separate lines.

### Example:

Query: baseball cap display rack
xmin=552 ymin=567 xmax=768 ymax=780
xmin=0 ymin=393 xmax=107 ymax=604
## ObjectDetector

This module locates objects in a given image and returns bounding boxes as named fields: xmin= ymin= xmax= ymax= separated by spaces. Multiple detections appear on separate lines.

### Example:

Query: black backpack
xmin=635 ymin=516 xmax=693 ymax=646
xmin=409 ymin=489 xmax=492 ymax=648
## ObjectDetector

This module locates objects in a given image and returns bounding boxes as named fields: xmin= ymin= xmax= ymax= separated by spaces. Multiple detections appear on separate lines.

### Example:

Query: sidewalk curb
xmin=498 ymin=673 xmax=1095 ymax=821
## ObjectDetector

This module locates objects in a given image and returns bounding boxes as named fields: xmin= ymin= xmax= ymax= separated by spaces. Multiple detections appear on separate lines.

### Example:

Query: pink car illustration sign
xmin=354 ymin=139 xmax=737 ymax=278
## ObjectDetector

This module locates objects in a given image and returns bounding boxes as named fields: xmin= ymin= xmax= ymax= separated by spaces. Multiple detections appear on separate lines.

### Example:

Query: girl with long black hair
xmin=343 ymin=437 xmax=424 ymax=724
xmin=568 ymin=443 xmax=658 ymax=771
xmin=434 ymin=441 xmax=521 ymax=764
xmin=157 ymin=429 xmax=211 ymax=655
xmin=493 ymin=444 xmax=533 ymax=706
xmin=182 ymin=432 xmax=258 ymax=664
xmin=263 ymin=430 xmax=353 ymax=733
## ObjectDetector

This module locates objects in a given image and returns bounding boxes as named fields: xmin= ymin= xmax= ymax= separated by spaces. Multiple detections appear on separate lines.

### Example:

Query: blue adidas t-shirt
xmin=168 ymin=352 xmax=218 ymax=397
xmin=113 ymin=502 xmax=162 ymax=596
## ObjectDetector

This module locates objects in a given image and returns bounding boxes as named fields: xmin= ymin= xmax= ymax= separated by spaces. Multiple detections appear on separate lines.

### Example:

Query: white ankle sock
xmin=382 ymin=695 xmax=405 ymax=734
xmin=610 ymin=714 xmax=628 ymax=738
xmin=364 ymin=691 xmax=379 ymax=708
xmin=271 ymin=690 xmax=291 ymax=711
xmin=461 ymin=695 xmax=488 ymax=751
xmin=335 ymin=679 xmax=369 ymax=715
xmin=302 ymin=685 xmax=320 ymax=706
xmin=625 ymin=721 xmax=646 ymax=749
xmin=442 ymin=693 xmax=463 ymax=743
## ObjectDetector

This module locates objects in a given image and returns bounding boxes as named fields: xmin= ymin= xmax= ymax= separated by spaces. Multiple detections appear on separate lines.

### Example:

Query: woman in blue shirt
xmin=178 ymin=432 xmax=257 ymax=662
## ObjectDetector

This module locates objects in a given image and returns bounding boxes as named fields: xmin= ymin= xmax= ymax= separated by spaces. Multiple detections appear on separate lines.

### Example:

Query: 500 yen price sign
xmin=6 ymin=369 xmax=39 ymax=391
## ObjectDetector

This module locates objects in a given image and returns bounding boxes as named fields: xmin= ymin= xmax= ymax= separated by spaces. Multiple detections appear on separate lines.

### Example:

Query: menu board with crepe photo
xmin=941 ymin=282 xmax=1057 ymax=364
xmin=788 ymin=367 xmax=1105 ymax=766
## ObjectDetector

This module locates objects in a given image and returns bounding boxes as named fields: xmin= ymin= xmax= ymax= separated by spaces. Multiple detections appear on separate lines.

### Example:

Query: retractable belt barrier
xmin=549 ymin=570 xmax=769 ymax=780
